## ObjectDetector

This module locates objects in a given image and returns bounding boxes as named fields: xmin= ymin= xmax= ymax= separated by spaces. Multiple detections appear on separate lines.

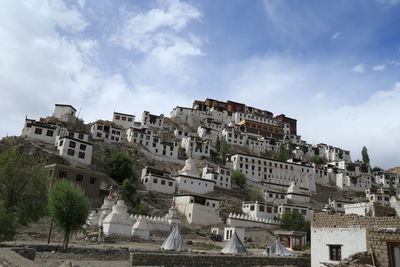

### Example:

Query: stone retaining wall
xmin=0 ymin=247 xmax=39 ymax=267
xmin=311 ymin=213 xmax=400 ymax=228
xmin=129 ymin=252 xmax=310 ymax=267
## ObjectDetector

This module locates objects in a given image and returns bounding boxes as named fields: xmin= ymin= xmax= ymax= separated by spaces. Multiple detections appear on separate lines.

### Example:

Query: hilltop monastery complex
xmin=19 ymin=99 xmax=400 ymax=266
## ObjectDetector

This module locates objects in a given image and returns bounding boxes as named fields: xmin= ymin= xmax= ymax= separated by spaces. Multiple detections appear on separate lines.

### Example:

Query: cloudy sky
xmin=1 ymin=0 xmax=400 ymax=168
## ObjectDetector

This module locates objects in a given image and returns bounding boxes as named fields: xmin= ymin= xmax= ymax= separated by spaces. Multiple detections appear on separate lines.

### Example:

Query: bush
xmin=105 ymin=151 xmax=135 ymax=184
xmin=231 ymin=170 xmax=246 ymax=187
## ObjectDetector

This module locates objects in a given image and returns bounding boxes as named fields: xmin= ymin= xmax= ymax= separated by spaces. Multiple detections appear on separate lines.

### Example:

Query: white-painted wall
xmin=175 ymin=175 xmax=215 ymax=194
xmin=113 ymin=112 xmax=135 ymax=129
xmin=55 ymin=136 xmax=92 ymax=165
xmin=174 ymin=195 xmax=221 ymax=225
xmin=311 ymin=227 xmax=367 ymax=267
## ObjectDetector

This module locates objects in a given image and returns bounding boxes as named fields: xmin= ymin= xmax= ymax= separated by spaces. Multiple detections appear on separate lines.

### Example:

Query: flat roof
xmin=55 ymin=104 xmax=76 ymax=111
xmin=114 ymin=111 xmax=135 ymax=117
xmin=173 ymin=193 xmax=219 ymax=201
xmin=231 ymin=153 xmax=314 ymax=169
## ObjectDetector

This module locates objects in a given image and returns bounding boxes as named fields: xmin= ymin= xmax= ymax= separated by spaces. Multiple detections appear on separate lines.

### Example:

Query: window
xmin=80 ymin=144 xmax=86 ymax=151
xmin=67 ymin=149 xmax=75 ymax=156
xmin=90 ymin=177 xmax=96 ymax=184
xmin=250 ymin=205 xmax=255 ymax=211
xmin=168 ymin=182 xmax=173 ymax=186
xmin=153 ymin=178 xmax=158 ymax=184
xmin=328 ymin=245 xmax=342 ymax=261
xmin=76 ymin=174 xmax=83 ymax=182
xmin=78 ymin=152 xmax=85 ymax=159
xmin=122 ymin=116 xmax=126 ymax=121
xmin=69 ymin=141 xmax=76 ymax=148
xmin=128 ymin=118 xmax=133 ymax=122
xmin=34 ymin=128 xmax=42 ymax=135
xmin=46 ymin=130 xmax=54 ymax=136
xmin=59 ymin=170 xmax=67 ymax=178
xmin=78 ymin=133 xmax=84 ymax=140
xmin=388 ymin=242 xmax=400 ymax=267
xmin=96 ymin=132 xmax=102 ymax=138
xmin=161 ymin=180 xmax=166 ymax=185
xmin=115 ymin=115 xmax=120 ymax=120
xmin=97 ymin=125 xmax=103 ymax=130
xmin=59 ymin=140 xmax=64 ymax=146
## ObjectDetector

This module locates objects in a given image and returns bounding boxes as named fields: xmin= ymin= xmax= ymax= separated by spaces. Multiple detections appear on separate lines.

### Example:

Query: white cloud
xmin=352 ymin=63 xmax=365 ymax=73
xmin=331 ymin=32 xmax=341 ymax=40
xmin=372 ymin=64 xmax=386 ymax=71
xmin=376 ymin=0 xmax=399 ymax=7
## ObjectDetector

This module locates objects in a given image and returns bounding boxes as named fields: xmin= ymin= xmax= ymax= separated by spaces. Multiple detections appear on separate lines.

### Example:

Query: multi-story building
xmin=316 ymin=144 xmax=351 ymax=163
xmin=181 ymin=136 xmax=211 ymax=159
xmin=221 ymin=127 xmax=248 ymax=146
xmin=21 ymin=118 xmax=60 ymax=145
xmin=242 ymin=201 xmax=275 ymax=220
xmin=366 ymin=188 xmax=391 ymax=206
xmin=276 ymin=203 xmax=310 ymax=221
xmin=236 ymin=120 xmax=284 ymax=140
xmin=90 ymin=121 xmax=123 ymax=143
xmin=201 ymin=164 xmax=232 ymax=189
xmin=141 ymin=111 xmax=164 ymax=129
xmin=173 ymin=194 xmax=222 ymax=225
xmin=53 ymin=104 xmax=77 ymax=123
xmin=113 ymin=112 xmax=135 ymax=129
xmin=55 ymin=132 xmax=92 ymax=166
xmin=140 ymin=167 xmax=175 ymax=194
xmin=273 ymin=114 xmax=297 ymax=135
xmin=229 ymin=153 xmax=316 ymax=192
xmin=197 ymin=126 xmax=219 ymax=144
xmin=336 ymin=173 xmax=372 ymax=192
xmin=375 ymin=172 xmax=399 ymax=189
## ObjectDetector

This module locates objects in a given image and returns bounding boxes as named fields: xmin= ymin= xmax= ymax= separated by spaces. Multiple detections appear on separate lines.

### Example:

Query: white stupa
xmin=102 ymin=200 xmax=133 ymax=237
xmin=178 ymin=157 xmax=199 ymax=177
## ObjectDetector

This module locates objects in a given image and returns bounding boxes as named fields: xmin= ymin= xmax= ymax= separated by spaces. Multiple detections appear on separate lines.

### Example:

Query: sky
xmin=1 ymin=0 xmax=400 ymax=169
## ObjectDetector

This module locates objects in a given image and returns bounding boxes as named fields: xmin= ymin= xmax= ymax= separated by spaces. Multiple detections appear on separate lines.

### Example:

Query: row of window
xmin=34 ymin=128 xmax=54 ymax=136
xmin=58 ymin=170 xmax=96 ymax=184
xmin=115 ymin=115 xmax=133 ymax=122
xmin=235 ymin=156 xmax=311 ymax=172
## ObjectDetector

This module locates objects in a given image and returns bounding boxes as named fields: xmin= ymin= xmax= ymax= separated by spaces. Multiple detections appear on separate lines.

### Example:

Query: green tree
xmin=389 ymin=179 xmax=396 ymax=197
xmin=219 ymin=139 xmax=228 ymax=164
xmin=231 ymin=170 xmax=246 ymax=187
xmin=215 ymin=136 xmax=221 ymax=153
xmin=121 ymin=179 xmax=146 ymax=214
xmin=0 ymin=149 xmax=48 ymax=241
xmin=310 ymin=156 xmax=326 ymax=166
xmin=105 ymin=151 xmax=135 ymax=184
xmin=276 ymin=142 xmax=291 ymax=162
xmin=371 ymin=166 xmax=384 ymax=173
xmin=48 ymin=180 xmax=89 ymax=250
xmin=361 ymin=146 xmax=370 ymax=165
xmin=280 ymin=211 xmax=310 ymax=236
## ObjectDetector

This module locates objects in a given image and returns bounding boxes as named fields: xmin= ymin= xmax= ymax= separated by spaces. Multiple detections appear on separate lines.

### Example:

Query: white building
xmin=53 ymin=104 xmax=77 ymax=123
xmin=344 ymin=202 xmax=375 ymax=216
xmin=21 ymin=118 xmax=59 ymax=144
xmin=323 ymin=199 xmax=354 ymax=214
xmin=221 ymin=127 xmax=248 ymax=147
xmin=375 ymin=172 xmax=399 ymax=189
xmin=276 ymin=203 xmax=310 ymax=221
xmin=181 ymin=136 xmax=211 ymax=159
xmin=170 ymin=106 xmax=209 ymax=127
xmin=286 ymin=181 xmax=311 ymax=204
xmin=242 ymin=201 xmax=275 ymax=220
xmin=229 ymin=153 xmax=316 ymax=192
xmin=90 ymin=121 xmax=123 ymax=143
xmin=366 ymin=188 xmax=391 ymax=206
xmin=197 ymin=126 xmax=219 ymax=144
xmin=202 ymin=165 xmax=231 ymax=189
xmin=263 ymin=188 xmax=287 ymax=205
xmin=173 ymin=194 xmax=222 ymax=225
xmin=202 ymin=118 xmax=224 ymax=131
xmin=174 ymin=129 xmax=191 ymax=140
xmin=316 ymin=144 xmax=351 ymax=163
xmin=55 ymin=135 xmax=92 ymax=166
xmin=174 ymin=158 xmax=215 ymax=194
xmin=140 ymin=167 xmax=175 ymax=194
xmin=336 ymin=173 xmax=371 ymax=192
xmin=141 ymin=111 xmax=164 ymax=129
xmin=113 ymin=112 xmax=135 ymax=129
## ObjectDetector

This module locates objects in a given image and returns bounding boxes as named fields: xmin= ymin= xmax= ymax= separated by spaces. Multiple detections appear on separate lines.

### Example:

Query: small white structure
xmin=113 ymin=112 xmax=135 ymax=129
xmin=97 ymin=197 xmax=115 ymax=227
xmin=55 ymin=135 xmax=92 ymax=166
xmin=226 ymin=213 xmax=281 ymax=228
xmin=242 ymin=201 xmax=275 ymax=220
xmin=286 ymin=180 xmax=310 ymax=203
xmin=221 ymin=231 xmax=247 ymax=255
xmin=142 ymin=111 xmax=164 ymax=129
xmin=161 ymin=225 xmax=185 ymax=251
xmin=197 ymin=126 xmax=218 ymax=144
xmin=140 ymin=167 xmax=175 ymax=194
xmin=323 ymin=199 xmax=354 ymax=214
xmin=263 ymin=188 xmax=287 ymax=205
xmin=173 ymin=194 xmax=221 ymax=225
xmin=202 ymin=164 xmax=232 ymax=189
xmin=131 ymin=216 xmax=150 ymax=240
xmin=102 ymin=200 xmax=133 ymax=237
xmin=224 ymin=227 xmax=245 ymax=243
xmin=53 ymin=104 xmax=77 ymax=122
xmin=277 ymin=204 xmax=310 ymax=221
xmin=344 ymin=202 xmax=375 ymax=216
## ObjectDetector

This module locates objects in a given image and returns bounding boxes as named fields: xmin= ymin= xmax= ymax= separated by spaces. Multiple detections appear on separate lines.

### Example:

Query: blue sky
xmin=1 ymin=0 xmax=400 ymax=168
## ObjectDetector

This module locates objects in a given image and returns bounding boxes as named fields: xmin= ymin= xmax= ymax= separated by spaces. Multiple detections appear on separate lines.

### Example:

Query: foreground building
xmin=311 ymin=213 xmax=400 ymax=267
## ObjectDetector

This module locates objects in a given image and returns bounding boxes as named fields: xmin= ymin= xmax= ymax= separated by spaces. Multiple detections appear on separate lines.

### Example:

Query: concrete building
xmin=44 ymin=163 xmax=115 ymax=207
xmin=55 ymin=134 xmax=92 ymax=166
xmin=323 ymin=199 xmax=355 ymax=214
xmin=316 ymin=143 xmax=351 ymax=163
xmin=242 ymin=201 xmax=275 ymax=220
xmin=181 ymin=137 xmax=211 ymax=159
xmin=53 ymin=104 xmax=77 ymax=123
xmin=229 ymin=153 xmax=316 ymax=192
xmin=140 ymin=167 xmax=175 ymax=194
xmin=311 ymin=213 xmax=400 ymax=267
xmin=197 ymin=126 xmax=218 ymax=144
xmin=375 ymin=172 xmax=399 ymax=189
xmin=21 ymin=118 xmax=60 ymax=144
xmin=141 ymin=111 xmax=164 ymax=129
xmin=202 ymin=164 xmax=231 ymax=189
xmin=173 ymin=194 xmax=222 ymax=225
xmin=276 ymin=203 xmax=310 ymax=221
xmin=221 ymin=127 xmax=248 ymax=147
xmin=366 ymin=188 xmax=391 ymax=206
xmin=113 ymin=112 xmax=135 ymax=129
xmin=90 ymin=121 xmax=123 ymax=143
xmin=336 ymin=173 xmax=372 ymax=192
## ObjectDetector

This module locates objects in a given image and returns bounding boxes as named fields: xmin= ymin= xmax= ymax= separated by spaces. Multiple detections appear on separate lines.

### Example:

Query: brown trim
xmin=58 ymin=136 xmax=92 ymax=146
xmin=231 ymin=153 xmax=313 ymax=169
xmin=174 ymin=174 xmax=217 ymax=184
xmin=113 ymin=111 xmax=135 ymax=117
xmin=173 ymin=193 xmax=219 ymax=201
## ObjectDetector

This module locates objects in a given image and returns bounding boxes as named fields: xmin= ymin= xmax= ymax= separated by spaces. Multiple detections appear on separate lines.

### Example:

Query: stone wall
xmin=129 ymin=252 xmax=310 ymax=267
xmin=311 ymin=213 xmax=400 ymax=228
xmin=367 ymin=228 xmax=400 ymax=267
xmin=0 ymin=248 xmax=39 ymax=267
